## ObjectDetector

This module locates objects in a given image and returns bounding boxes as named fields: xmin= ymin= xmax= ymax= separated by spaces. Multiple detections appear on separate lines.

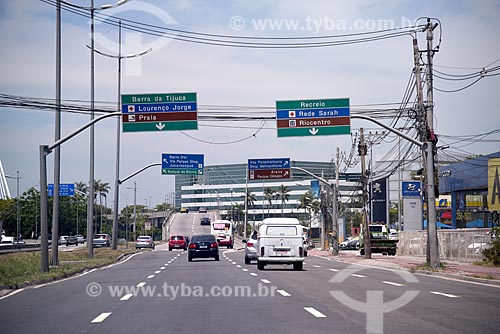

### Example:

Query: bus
xmin=211 ymin=220 xmax=234 ymax=249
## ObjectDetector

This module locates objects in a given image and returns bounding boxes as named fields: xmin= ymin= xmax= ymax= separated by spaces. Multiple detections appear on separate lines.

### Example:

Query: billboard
xmin=488 ymin=158 xmax=500 ymax=211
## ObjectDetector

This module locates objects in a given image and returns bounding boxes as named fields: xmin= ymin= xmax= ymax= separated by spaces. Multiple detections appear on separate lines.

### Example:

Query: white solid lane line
xmin=91 ymin=312 xmax=112 ymax=323
xmin=120 ymin=294 xmax=133 ymax=301
xmin=137 ymin=282 xmax=146 ymax=287
xmin=383 ymin=281 xmax=405 ymax=287
xmin=431 ymin=291 xmax=460 ymax=298
xmin=277 ymin=290 xmax=291 ymax=297
xmin=304 ymin=307 xmax=327 ymax=318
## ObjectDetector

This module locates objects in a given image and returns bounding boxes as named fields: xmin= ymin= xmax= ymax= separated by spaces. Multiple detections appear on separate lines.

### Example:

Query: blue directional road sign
xmin=48 ymin=183 xmax=75 ymax=197
xmin=248 ymin=158 xmax=290 ymax=170
xmin=248 ymin=158 xmax=291 ymax=180
xmin=162 ymin=153 xmax=204 ymax=175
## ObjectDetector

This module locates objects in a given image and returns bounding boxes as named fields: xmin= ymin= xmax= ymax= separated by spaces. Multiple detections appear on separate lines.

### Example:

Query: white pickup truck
xmin=256 ymin=218 xmax=305 ymax=271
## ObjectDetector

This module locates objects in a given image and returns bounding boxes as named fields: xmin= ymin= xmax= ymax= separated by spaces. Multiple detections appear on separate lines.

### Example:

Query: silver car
xmin=244 ymin=233 xmax=258 ymax=264
xmin=135 ymin=235 xmax=155 ymax=250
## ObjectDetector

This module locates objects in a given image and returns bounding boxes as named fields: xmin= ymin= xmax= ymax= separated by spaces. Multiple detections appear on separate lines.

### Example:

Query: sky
xmin=1 ymin=0 xmax=499 ymax=209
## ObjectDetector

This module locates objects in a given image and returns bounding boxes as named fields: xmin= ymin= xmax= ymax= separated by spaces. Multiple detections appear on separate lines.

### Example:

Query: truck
xmin=359 ymin=223 xmax=398 ymax=256
xmin=256 ymin=218 xmax=306 ymax=271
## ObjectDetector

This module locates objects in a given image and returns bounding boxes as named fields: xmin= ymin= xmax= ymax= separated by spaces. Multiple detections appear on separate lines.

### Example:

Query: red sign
xmin=122 ymin=112 xmax=197 ymax=123
xmin=248 ymin=169 xmax=290 ymax=180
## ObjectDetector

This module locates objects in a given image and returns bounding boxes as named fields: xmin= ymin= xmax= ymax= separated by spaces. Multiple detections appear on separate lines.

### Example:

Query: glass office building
xmin=174 ymin=160 xmax=361 ymax=220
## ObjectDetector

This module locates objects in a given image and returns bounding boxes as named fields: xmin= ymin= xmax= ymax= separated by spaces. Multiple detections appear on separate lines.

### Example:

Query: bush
xmin=482 ymin=227 xmax=500 ymax=265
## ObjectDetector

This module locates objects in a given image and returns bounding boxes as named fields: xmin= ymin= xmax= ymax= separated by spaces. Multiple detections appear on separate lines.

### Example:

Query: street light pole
xmin=90 ymin=20 xmax=151 ymax=250
xmin=60 ymin=0 xmax=130 ymax=259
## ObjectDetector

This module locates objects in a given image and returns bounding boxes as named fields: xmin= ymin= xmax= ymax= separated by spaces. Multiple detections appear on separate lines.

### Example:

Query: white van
xmin=256 ymin=218 xmax=305 ymax=271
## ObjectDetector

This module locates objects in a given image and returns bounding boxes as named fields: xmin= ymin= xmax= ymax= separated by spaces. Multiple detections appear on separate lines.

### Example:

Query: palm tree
xmin=263 ymin=187 xmax=275 ymax=217
xmin=75 ymin=181 xmax=88 ymax=195
xmin=276 ymin=185 xmax=291 ymax=215
xmin=298 ymin=191 xmax=313 ymax=216
xmin=94 ymin=180 xmax=110 ymax=233
xmin=244 ymin=189 xmax=256 ymax=209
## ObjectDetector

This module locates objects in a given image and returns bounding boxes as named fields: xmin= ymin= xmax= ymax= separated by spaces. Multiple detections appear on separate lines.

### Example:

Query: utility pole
xmin=331 ymin=148 xmax=340 ymax=255
xmin=359 ymin=128 xmax=371 ymax=259
xmin=413 ymin=19 xmax=440 ymax=269
xmin=51 ymin=0 xmax=62 ymax=267
xmin=424 ymin=19 xmax=440 ymax=269
xmin=133 ymin=181 xmax=137 ymax=235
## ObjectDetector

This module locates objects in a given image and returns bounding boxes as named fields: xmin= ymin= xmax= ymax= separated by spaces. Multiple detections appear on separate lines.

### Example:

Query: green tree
xmin=276 ymin=185 xmax=291 ymax=215
xmin=94 ymin=180 xmax=110 ymax=233
xmin=263 ymin=187 xmax=275 ymax=217
xmin=297 ymin=191 xmax=316 ymax=226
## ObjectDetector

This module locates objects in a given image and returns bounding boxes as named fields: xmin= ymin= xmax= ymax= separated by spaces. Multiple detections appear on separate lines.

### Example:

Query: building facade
xmin=174 ymin=160 xmax=362 ymax=221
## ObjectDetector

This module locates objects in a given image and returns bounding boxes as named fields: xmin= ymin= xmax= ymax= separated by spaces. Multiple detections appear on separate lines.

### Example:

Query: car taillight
xmin=247 ymin=242 xmax=254 ymax=247
xmin=210 ymin=242 xmax=218 ymax=248
xmin=189 ymin=243 xmax=197 ymax=249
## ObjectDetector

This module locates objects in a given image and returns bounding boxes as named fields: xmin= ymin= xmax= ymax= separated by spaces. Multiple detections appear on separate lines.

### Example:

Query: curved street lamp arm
xmin=119 ymin=163 xmax=162 ymax=184
xmin=290 ymin=166 xmax=332 ymax=187
xmin=48 ymin=112 xmax=121 ymax=151
xmin=351 ymin=114 xmax=423 ymax=147
xmin=87 ymin=45 xmax=153 ymax=59
xmin=60 ymin=0 xmax=129 ymax=11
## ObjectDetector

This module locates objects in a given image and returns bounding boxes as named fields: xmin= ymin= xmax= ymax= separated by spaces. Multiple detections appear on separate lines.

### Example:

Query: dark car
xmin=188 ymin=234 xmax=219 ymax=262
xmin=66 ymin=236 xmax=79 ymax=246
xmin=200 ymin=217 xmax=211 ymax=226
xmin=169 ymin=235 xmax=187 ymax=251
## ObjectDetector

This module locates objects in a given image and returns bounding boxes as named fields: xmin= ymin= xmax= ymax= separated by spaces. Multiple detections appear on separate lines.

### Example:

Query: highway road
xmin=1 ymin=212 xmax=499 ymax=333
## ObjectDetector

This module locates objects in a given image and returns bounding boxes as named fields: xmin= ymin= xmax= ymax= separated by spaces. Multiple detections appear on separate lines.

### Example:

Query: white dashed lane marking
xmin=91 ymin=312 xmax=112 ymax=323
xmin=120 ymin=294 xmax=133 ymax=301
xmin=431 ymin=291 xmax=460 ymax=298
xmin=137 ymin=282 xmax=146 ymax=287
xmin=383 ymin=281 xmax=405 ymax=287
xmin=304 ymin=307 xmax=326 ymax=318
xmin=351 ymin=274 xmax=365 ymax=278
xmin=277 ymin=290 xmax=291 ymax=297
xmin=147 ymin=275 xmax=155 ymax=279
xmin=261 ymin=279 xmax=271 ymax=284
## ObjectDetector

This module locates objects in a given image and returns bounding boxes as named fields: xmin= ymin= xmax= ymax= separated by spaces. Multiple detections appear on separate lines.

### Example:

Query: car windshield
xmin=191 ymin=235 xmax=215 ymax=243
xmin=171 ymin=236 xmax=184 ymax=240
xmin=138 ymin=237 xmax=150 ymax=240
xmin=266 ymin=226 xmax=298 ymax=236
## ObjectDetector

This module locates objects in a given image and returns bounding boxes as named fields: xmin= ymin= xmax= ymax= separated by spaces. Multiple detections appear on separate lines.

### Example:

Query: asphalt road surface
xmin=1 ymin=212 xmax=499 ymax=334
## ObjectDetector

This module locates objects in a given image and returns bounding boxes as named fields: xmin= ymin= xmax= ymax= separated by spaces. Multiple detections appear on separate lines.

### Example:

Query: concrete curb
xmin=311 ymin=251 xmax=500 ymax=287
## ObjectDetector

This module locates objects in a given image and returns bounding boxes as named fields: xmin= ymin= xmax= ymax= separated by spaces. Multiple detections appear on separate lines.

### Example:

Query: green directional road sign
xmin=276 ymin=98 xmax=350 ymax=138
xmin=162 ymin=169 xmax=202 ymax=175
xmin=121 ymin=92 xmax=198 ymax=133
